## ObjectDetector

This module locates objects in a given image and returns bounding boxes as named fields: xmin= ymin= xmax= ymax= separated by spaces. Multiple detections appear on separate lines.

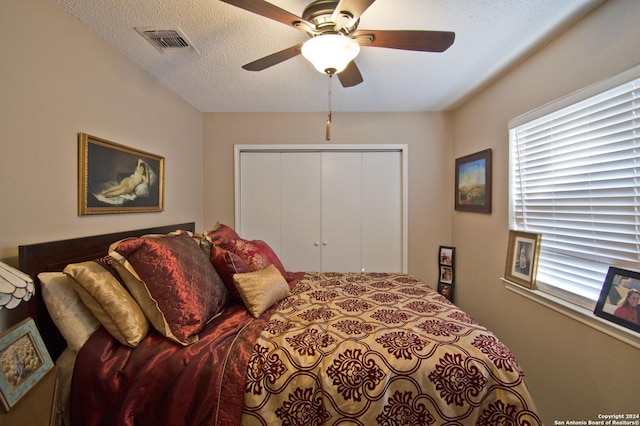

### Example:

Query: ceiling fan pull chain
xmin=326 ymin=73 xmax=332 ymax=141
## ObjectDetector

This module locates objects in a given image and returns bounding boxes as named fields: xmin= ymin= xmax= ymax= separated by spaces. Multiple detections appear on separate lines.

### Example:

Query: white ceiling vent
xmin=135 ymin=27 xmax=199 ymax=53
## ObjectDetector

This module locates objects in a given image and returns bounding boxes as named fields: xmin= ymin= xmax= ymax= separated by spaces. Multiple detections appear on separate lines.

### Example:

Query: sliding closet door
xmin=238 ymin=152 xmax=281 ymax=252
xmin=236 ymin=145 xmax=408 ymax=274
xmin=280 ymin=153 xmax=322 ymax=271
xmin=321 ymin=152 xmax=362 ymax=272
xmin=362 ymin=151 xmax=403 ymax=272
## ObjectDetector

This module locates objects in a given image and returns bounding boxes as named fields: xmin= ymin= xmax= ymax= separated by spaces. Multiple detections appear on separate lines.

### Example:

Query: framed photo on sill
xmin=455 ymin=148 xmax=492 ymax=213
xmin=78 ymin=133 xmax=165 ymax=215
xmin=594 ymin=267 xmax=640 ymax=334
xmin=0 ymin=318 xmax=53 ymax=411
xmin=504 ymin=230 xmax=541 ymax=289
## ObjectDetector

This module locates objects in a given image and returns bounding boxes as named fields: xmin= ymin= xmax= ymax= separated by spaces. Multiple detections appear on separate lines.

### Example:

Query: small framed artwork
xmin=439 ymin=266 xmax=453 ymax=284
xmin=455 ymin=148 xmax=492 ymax=213
xmin=504 ymin=230 xmax=541 ymax=289
xmin=78 ymin=133 xmax=164 ymax=215
xmin=0 ymin=318 xmax=54 ymax=411
xmin=594 ymin=267 xmax=640 ymax=333
xmin=439 ymin=246 xmax=455 ymax=267
xmin=438 ymin=282 xmax=454 ymax=301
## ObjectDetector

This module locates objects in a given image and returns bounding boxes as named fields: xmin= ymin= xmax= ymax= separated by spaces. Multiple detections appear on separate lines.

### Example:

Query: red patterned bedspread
xmin=242 ymin=272 xmax=541 ymax=425
xmin=71 ymin=272 xmax=541 ymax=426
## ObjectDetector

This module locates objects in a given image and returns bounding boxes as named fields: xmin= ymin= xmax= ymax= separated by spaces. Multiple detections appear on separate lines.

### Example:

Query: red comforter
xmin=71 ymin=272 xmax=541 ymax=426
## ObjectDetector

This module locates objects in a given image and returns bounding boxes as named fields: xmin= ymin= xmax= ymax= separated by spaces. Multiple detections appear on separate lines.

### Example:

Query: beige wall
xmin=452 ymin=0 xmax=640 ymax=423
xmin=203 ymin=112 xmax=453 ymax=283
xmin=3 ymin=0 xmax=640 ymax=422
xmin=0 ymin=0 xmax=203 ymax=268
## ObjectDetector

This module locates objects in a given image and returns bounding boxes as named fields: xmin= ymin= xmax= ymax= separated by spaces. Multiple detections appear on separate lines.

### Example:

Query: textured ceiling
xmin=56 ymin=0 xmax=603 ymax=112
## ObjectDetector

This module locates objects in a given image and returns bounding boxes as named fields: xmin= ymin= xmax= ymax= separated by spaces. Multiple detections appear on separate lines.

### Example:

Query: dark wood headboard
xmin=19 ymin=222 xmax=196 ymax=360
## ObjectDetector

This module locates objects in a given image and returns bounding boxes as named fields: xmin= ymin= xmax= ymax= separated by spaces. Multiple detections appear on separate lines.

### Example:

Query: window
xmin=508 ymin=65 xmax=640 ymax=310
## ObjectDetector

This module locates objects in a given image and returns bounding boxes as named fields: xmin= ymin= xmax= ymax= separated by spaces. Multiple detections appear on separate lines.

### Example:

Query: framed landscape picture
xmin=455 ymin=148 xmax=492 ymax=213
xmin=78 ymin=133 xmax=164 ymax=215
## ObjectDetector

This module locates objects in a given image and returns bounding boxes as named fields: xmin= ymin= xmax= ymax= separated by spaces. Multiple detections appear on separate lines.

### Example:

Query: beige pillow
xmin=233 ymin=264 xmax=290 ymax=317
xmin=38 ymin=272 xmax=100 ymax=352
xmin=64 ymin=259 xmax=150 ymax=347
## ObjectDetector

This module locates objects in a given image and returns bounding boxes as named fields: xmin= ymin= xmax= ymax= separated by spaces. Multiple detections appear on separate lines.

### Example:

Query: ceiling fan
xmin=220 ymin=0 xmax=455 ymax=87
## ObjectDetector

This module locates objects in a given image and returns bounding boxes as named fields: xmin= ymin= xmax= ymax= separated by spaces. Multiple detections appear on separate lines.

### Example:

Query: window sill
xmin=501 ymin=278 xmax=640 ymax=350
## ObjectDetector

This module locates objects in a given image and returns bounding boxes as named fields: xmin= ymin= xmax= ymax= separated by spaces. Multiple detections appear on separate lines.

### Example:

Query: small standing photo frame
xmin=438 ymin=246 xmax=455 ymax=301
xmin=0 ymin=318 xmax=53 ymax=411
xmin=504 ymin=230 xmax=541 ymax=289
xmin=594 ymin=267 xmax=640 ymax=334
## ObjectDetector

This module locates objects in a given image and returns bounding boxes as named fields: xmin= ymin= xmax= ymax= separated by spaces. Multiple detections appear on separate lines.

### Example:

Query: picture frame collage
xmin=438 ymin=246 xmax=455 ymax=302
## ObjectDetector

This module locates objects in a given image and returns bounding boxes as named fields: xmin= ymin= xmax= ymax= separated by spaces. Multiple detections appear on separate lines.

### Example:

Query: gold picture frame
xmin=78 ymin=133 xmax=164 ymax=215
xmin=504 ymin=230 xmax=541 ymax=289
xmin=0 ymin=318 xmax=53 ymax=411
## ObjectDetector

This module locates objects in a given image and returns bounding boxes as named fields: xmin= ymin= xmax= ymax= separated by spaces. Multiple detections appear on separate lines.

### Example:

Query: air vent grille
xmin=135 ymin=27 xmax=198 ymax=53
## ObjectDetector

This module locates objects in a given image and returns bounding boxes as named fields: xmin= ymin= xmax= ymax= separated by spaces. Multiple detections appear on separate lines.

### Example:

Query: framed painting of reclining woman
xmin=78 ymin=133 xmax=164 ymax=215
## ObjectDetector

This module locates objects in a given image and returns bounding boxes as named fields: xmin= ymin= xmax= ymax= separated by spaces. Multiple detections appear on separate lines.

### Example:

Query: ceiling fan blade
xmin=220 ymin=0 xmax=313 ymax=30
xmin=331 ymin=0 xmax=376 ymax=23
xmin=354 ymin=29 xmax=455 ymax=52
xmin=242 ymin=43 xmax=303 ymax=71
xmin=337 ymin=61 xmax=363 ymax=87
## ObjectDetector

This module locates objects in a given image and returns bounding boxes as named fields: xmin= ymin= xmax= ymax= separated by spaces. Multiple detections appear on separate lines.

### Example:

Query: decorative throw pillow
xmin=38 ymin=272 xmax=100 ymax=352
xmin=228 ymin=239 xmax=287 ymax=276
xmin=210 ymin=245 xmax=250 ymax=301
xmin=233 ymin=264 xmax=290 ymax=317
xmin=63 ymin=257 xmax=150 ymax=347
xmin=205 ymin=222 xmax=240 ymax=249
xmin=110 ymin=232 xmax=229 ymax=345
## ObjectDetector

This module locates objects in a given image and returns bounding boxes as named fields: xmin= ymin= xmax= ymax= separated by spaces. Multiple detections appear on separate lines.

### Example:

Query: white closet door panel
xmin=362 ymin=151 xmax=403 ymax=272
xmin=280 ymin=153 xmax=322 ymax=271
xmin=321 ymin=152 xmax=362 ymax=272
xmin=239 ymin=152 xmax=282 ymax=252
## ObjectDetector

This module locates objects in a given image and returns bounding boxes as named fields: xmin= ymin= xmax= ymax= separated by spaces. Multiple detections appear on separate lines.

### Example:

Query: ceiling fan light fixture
xmin=301 ymin=34 xmax=360 ymax=74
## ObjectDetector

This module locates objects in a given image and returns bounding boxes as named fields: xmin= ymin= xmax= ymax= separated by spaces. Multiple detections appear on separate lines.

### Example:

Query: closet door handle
xmin=322 ymin=241 xmax=328 ymax=246
xmin=314 ymin=241 xmax=320 ymax=247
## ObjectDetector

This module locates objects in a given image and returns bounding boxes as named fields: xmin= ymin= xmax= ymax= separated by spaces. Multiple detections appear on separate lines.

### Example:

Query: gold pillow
xmin=64 ymin=258 xmax=150 ymax=347
xmin=233 ymin=264 xmax=290 ymax=317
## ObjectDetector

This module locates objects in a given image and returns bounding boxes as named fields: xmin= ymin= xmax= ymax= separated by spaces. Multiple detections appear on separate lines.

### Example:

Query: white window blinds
xmin=509 ymin=66 xmax=640 ymax=309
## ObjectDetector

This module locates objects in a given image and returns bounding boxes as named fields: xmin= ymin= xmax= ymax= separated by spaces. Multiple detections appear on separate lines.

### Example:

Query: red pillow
xmin=206 ymin=223 xmax=240 ymax=250
xmin=111 ymin=233 xmax=228 ymax=345
xmin=210 ymin=245 xmax=250 ymax=301
xmin=228 ymin=239 xmax=287 ymax=276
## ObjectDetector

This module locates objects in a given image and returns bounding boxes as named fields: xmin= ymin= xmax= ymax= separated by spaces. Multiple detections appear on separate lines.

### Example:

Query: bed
xmin=19 ymin=223 xmax=542 ymax=426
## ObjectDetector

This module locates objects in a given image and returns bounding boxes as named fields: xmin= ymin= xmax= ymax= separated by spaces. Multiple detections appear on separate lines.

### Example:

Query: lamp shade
xmin=0 ymin=261 xmax=35 ymax=310
xmin=301 ymin=34 xmax=360 ymax=74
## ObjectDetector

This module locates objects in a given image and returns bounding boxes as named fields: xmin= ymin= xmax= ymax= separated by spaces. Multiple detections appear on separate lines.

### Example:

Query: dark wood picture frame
xmin=504 ymin=230 xmax=541 ymax=289
xmin=594 ymin=267 xmax=640 ymax=334
xmin=455 ymin=148 xmax=492 ymax=213
xmin=78 ymin=133 xmax=164 ymax=215
xmin=0 ymin=318 xmax=53 ymax=411
xmin=438 ymin=245 xmax=455 ymax=301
